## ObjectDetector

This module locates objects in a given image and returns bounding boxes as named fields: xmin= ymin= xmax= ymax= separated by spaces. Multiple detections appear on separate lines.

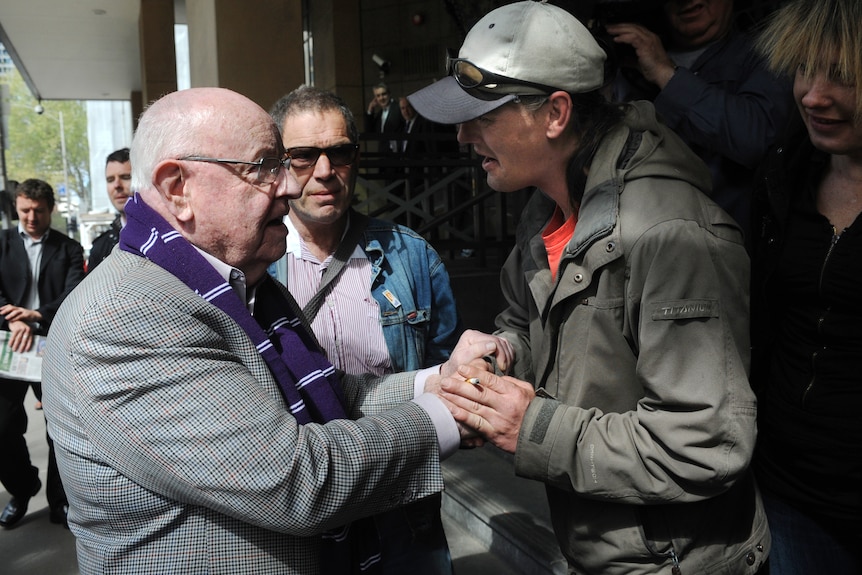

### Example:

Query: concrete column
xmin=130 ymin=91 xmax=143 ymax=130
xmin=186 ymin=0 xmax=304 ymax=111
xmin=307 ymin=0 xmax=364 ymax=115
xmin=139 ymin=0 xmax=178 ymax=107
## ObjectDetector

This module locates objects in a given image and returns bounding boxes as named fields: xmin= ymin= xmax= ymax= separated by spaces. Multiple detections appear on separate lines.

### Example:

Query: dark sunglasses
xmin=447 ymin=57 xmax=559 ymax=101
xmin=286 ymin=144 xmax=359 ymax=170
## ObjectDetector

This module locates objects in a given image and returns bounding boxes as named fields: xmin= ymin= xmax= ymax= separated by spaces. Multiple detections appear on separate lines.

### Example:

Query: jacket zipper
xmin=818 ymin=227 xmax=840 ymax=293
xmin=670 ymin=548 xmax=682 ymax=575
xmin=804 ymin=228 xmax=841 ymax=405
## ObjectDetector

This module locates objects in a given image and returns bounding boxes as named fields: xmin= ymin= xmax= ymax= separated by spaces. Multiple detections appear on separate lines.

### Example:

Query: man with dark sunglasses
xmin=409 ymin=1 xmax=768 ymax=573
xmin=268 ymin=85 xmax=462 ymax=575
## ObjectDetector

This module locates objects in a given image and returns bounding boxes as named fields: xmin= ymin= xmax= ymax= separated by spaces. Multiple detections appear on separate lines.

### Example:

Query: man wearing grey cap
xmin=411 ymin=1 xmax=769 ymax=573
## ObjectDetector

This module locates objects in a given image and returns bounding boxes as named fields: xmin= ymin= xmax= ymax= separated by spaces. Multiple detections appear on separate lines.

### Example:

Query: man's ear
xmin=153 ymin=159 xmax=193 ymax=222
xmin=546 ymin=91 xmax=573 ymax=140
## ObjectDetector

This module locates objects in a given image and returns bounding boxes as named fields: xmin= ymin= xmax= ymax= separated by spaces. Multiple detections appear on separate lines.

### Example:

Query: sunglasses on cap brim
xmin=447 ymin=57 xmax=560 ymax=101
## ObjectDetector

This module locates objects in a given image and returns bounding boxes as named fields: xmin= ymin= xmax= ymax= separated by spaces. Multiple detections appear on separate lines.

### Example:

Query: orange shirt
xmin=542 ymin=206 xmax=577 ymax=280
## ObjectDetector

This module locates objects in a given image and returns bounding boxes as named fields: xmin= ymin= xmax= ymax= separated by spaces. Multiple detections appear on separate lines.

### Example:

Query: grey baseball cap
xmin=408 ymin=0 xmax=606 ymax=124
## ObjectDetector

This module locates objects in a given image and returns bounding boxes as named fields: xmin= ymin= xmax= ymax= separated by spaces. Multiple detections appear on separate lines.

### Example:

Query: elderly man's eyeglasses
xmin=180 ymin=155 xmax=290 ymax=184
xmin=447 ymin=57 xmax=559 ymax=100
xmin=286 ymin=144 xmax=359 ymax=170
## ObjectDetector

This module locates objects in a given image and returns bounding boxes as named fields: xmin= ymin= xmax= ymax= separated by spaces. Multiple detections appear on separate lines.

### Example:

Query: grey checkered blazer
xmin=42 ymin=249 xmax=443 ymax=574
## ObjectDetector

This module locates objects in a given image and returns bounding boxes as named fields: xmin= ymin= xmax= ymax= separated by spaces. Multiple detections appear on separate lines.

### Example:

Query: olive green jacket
xmin=497 ymin=102 xmax=769 ymax=574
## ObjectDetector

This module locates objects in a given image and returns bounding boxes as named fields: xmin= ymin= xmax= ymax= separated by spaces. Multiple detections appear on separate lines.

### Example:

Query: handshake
xmin=425 ymin=330 xmax=536 ymax=453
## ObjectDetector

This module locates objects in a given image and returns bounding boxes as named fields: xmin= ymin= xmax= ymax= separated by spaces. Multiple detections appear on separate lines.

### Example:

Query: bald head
xmin=131 ymin=88 xmax=279 ymax=200
xmin=128 ymin=87 xmax=298 ymax=283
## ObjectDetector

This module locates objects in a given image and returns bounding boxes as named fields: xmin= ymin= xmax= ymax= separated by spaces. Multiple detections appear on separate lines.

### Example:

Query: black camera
xmin=583 ymin=0 xmax=669 ymax=88
xmin=588 ymin=0 xmax=666 ymax=26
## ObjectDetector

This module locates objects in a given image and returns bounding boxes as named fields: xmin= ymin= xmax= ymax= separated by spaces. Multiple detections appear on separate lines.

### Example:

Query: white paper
xmin=0 ymin=331 xmax=46 ymax=383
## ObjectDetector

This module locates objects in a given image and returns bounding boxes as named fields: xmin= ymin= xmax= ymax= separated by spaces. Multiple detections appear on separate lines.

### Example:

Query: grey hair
xmin=269 ymin=85 xmax=359 ymax=144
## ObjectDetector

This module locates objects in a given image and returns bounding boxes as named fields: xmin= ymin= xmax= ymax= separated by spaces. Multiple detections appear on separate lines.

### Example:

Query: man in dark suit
xmin=365 ymin=82 xmax=405 ymax=145
xmin=398 ymin=97 xmax=435 ymax=206
xmin=87 ymin=148 xmax=131 ymax=271
xmin=365 ymin=82 xmax=405 ymax=184
xmin=399 ymin=96 xmax=432 ymax=158
xmin=0 ymin=178 xmax=85 ymax=528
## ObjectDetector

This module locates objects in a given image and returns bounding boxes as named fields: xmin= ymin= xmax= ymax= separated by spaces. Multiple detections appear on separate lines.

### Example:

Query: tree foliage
xmin=2 ymin=67 xmax=91 ymax=210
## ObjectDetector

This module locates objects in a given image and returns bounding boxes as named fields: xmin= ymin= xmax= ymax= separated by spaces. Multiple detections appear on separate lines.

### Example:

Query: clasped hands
xmin=426 ymin=330 xmax=535 ymax=453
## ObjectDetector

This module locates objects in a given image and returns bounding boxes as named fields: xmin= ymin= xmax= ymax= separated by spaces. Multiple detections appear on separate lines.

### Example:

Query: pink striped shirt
xmin=285 ymin=219 xmax=392 ymax=376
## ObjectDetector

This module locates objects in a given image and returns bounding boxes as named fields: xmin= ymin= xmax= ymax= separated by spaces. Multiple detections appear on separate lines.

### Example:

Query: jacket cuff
xmin=513 ymin=395 xmax=561 ymax=482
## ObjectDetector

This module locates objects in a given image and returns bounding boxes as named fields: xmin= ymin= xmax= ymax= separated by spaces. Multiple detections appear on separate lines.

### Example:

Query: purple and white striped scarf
xmin=119 ymin=193 xmax=347 ymax=423
xmin=119 ymin=193 xmax=381 ymax=573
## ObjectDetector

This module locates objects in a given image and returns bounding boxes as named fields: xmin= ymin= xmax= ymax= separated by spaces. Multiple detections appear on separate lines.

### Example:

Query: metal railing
xmin=355 ymin=131 xmax=529 ymax=271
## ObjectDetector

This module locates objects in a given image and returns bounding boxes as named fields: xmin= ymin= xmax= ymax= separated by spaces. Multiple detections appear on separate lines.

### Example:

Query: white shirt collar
xmin=285 ymin=215 xmax=303 ymax=257
xmin=18 ymin=224 xmax=50 ymax=243
xmin=194 ymin=246 xmax=255 ymax=311
xmin=284 ymin=214 xmax=365 ymax=263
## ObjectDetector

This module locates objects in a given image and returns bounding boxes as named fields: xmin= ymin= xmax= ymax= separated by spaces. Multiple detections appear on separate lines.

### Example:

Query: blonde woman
xmin=751 ymin=1 xmax=862 ymax=572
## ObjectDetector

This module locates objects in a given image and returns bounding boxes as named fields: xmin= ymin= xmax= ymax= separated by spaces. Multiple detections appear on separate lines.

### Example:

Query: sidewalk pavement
xmin=1 ymin=388 xmax=78 ymax=575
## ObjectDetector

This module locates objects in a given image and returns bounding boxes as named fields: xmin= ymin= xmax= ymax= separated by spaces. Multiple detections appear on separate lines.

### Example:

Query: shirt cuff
xmin=413 ymin=365 xmax=440 ymax=398
xmin=412 ymin=393 xmax=460 ymax=460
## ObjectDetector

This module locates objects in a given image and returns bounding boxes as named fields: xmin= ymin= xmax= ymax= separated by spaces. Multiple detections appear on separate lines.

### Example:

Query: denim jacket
xmin=269 ymin=211 xmax=461 ymax=372
xmin=361 ymin=215 xmax=461 ymax=371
